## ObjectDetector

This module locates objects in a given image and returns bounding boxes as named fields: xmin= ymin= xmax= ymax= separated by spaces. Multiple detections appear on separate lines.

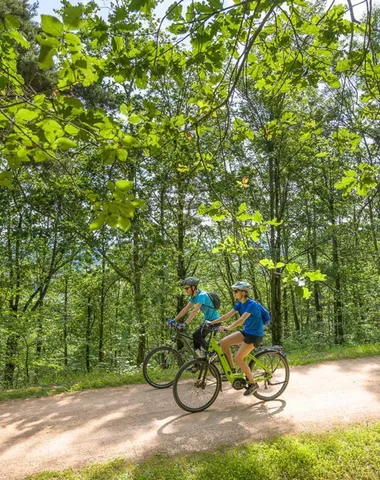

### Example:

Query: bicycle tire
xmin=143 ymin=346 xmax=183 ymax=389
xmin=173 ymin=358 xmax=221 ymax=413
xmin=249 ymin=350 xmax=290 ymax=401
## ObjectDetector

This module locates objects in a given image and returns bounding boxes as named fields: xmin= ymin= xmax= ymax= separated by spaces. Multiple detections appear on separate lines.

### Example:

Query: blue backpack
xmin=259 ymin=304 xmax=271 ymax=326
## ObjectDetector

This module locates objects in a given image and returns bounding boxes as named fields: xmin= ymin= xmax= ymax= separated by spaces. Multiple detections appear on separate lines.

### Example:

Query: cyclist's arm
xmin=183 ymin=303 xmax=202 ymax=326
xmin=209 ymin=309 xmax=236 ymax=325
xmin=174 ymin=302 xmax=192 ymax=322
xmin=223 ymin=312 xmax=251 ymax=331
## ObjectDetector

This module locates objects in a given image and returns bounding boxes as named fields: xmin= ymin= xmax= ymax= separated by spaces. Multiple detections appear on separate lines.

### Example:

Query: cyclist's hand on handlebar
xmin=167 ymin=318 xmax=175 ymax=325
xmin=218 ymin=325 xmax=228 ymax=333
xmin=176 ymin=322 xmax=185 ymax=331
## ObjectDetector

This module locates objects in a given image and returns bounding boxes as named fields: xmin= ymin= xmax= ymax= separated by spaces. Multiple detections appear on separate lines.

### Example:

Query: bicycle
xmin=172 ymin=324 xmax=290 ymax=413
xmin=142 ymin=323 xmax=196 ymax=389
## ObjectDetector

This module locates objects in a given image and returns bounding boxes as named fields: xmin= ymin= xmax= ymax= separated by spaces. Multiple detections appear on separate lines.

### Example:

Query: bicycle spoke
xmin=249 ymin=351 xmax=290 ymax=401
xmin=143 ymin=346 xmax=182 ymax=389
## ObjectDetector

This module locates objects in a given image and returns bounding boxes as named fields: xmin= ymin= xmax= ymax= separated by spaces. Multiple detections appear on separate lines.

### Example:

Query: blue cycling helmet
xmin=231 ymin=281 xmax=251 ymax=292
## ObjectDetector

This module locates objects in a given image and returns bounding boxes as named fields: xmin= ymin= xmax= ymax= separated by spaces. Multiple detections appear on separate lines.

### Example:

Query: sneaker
xmin=194 ymin=349 xmax=204 ymax=358
xmin=244 ymin=382 xmax=259 ymax=396
xmin=190 ymin=365 xmax=199 ymax=373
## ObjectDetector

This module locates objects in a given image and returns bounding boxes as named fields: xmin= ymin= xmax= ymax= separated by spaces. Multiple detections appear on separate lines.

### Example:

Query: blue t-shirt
xmin=233 ymin=298 xmax=264 ymax=336
xmin=190 ymin=289 xmax=220 ymax=322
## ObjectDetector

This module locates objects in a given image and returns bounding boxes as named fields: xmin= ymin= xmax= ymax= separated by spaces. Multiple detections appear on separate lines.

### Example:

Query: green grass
xmin=286 ymin=342 xmax=380 ymax=366
xmin=24 ymin=422 xmax=380 ymax=480
xmin=0 ymin=371 xmax=145 ymax=402
xmin=1 ymin=343 xmax=380 ymax=402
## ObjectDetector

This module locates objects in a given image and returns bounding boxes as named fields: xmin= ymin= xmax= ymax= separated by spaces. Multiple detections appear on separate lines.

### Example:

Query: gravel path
xmin=1 ymin=356 xmax=379 ymax=480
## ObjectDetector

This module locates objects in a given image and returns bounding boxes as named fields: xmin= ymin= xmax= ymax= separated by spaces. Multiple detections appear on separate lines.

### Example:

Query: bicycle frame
xmin=168 ymin=326 xmax=194 ymax=356
xmin=207 ymin=334 xmax=277 ymax=385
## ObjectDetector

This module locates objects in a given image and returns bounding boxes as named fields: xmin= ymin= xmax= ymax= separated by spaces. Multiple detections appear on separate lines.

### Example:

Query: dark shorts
xmin=241 ymin=331 xmax=263 ymax=347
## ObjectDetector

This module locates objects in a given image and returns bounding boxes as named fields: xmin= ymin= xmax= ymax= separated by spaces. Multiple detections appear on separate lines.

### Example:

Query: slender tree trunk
xmin=309 ymin=201 xmax=323 ymax=328
xmin=4 ymin=213 xmax=22 ymax=386
xmin=99 ymin=255 xmax=106 ymax=363
xmin=134 ymin=224 xmax=145 ymax=365
xmin=63 ymin=276 xmax=68 ymax=367
xmin=290 ymin=285 xmax=300 ymax=332
xmin=36 ymin=303 xmax=43 ymax=357
xmin=368 ymin=198 xmax=380 ymax=273
xmin=176 ymin=173 xmax=187 ymax=313
xmin=268 ymin=140 xmax=282 ymax=344
xmin=283 ymin=286 xmax=289 ymax=335
xmin=86 ymin=296 xmax=92 ymax=373
xmin=330 ymin=201 xmax=344 ymax=344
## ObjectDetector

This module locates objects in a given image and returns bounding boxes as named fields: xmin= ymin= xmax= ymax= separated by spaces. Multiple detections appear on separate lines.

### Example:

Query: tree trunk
xmin=3 ymin=212 xmax=22 ymax=386
xmin=99 ymin=255 xmax=106 ymax=363
xmin=268 ymin=139 xmax=282 ymax=344
xmin=86 ymin=296 xmax=92 ymax=373
xmin=64 ymin=276 xmax=68 ymax=367
xmin=330 ymin=202 xmax=344 ymax=344
xmin=176 ymin=172 xmax=187 ymax=312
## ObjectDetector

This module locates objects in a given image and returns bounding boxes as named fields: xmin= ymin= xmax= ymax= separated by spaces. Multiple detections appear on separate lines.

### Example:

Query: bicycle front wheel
xmin=143 ymin=346 xmax=183 ymax=389
xmin=249 ymin=350 xmax=290 ymax=401
xmin=173 ymin=358 xmax=221 ymax=413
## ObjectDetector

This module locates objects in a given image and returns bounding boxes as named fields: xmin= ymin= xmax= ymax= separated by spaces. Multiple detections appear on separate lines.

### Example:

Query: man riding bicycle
xmin=171 ymin=277 xmax=220 ymax=357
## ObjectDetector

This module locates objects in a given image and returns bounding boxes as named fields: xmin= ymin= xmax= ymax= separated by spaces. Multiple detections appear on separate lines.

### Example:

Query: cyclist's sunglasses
xmin=233 ymin=289 xmax=242 ymax=293
xmin=184 ymin=286 xmax=192 ymax=290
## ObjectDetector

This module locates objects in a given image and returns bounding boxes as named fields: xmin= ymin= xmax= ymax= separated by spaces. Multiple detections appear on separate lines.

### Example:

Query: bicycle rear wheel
xmin=173 ymin=358 xmax=221 ymax=413
xmin=249 ymin=350 xmax=290 ymax=401
xmin=143 ymin=346 xmax=183 ymax=389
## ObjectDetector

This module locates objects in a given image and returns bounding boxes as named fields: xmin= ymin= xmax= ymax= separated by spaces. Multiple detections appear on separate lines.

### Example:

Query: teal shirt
xmin=189 ymin=289 xmax=220 ymax=322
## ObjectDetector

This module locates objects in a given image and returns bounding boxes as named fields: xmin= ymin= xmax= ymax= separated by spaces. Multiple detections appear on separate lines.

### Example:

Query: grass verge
xmin=1 ymin=343 xmax=379 ymax=402
xmin=25 ymin=422 xmax=380 ymax=480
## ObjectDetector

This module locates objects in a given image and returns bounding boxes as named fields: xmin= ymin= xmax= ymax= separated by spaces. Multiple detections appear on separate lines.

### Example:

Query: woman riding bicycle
xmin=209 ymin=281 xmax=265 ymax=396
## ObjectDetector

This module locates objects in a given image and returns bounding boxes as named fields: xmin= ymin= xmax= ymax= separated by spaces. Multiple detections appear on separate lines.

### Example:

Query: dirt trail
xmin=0 ymin=356 xmax=379 ymax=480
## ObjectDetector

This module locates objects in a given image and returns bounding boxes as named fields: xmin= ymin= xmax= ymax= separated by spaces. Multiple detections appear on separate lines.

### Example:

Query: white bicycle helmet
xmin=231 ymin=281 xmax=251 ymax=292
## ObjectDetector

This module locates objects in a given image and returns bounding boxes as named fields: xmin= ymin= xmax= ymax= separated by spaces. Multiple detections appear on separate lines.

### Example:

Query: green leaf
xmin=90 ymin=215 xmax=105 ymax=231
xmin=15 ymin=109 xmax=39 ymax=123
xmin=117 ymin=149 xmax=128 ymax=161
xmin=38 ymin=45 xmax=56 ymax=70
xmin=305 ymin=270 xmax=326 ymax=282
xmin=285 ymin=263 xmax=301 ymax=274
xmin=129 ymin=113 xmax=143 ymax=124
xmin=63 ymin=5 xmax=84 ymax=30
xmin=129 ymin=0 xmax=150 ymax=12
xmin=302 ymin=287 xmax=312 ymax=299
xmin=4 ymin=15 xmax=19 ymax=29
xmin=266 ymin=217 xmax=283 ymax=226
xmin=8 ymin=30 xmax=30 ymax=48
xmin=36 ymin=32 xmax=60 ymax=47
xmin=253 ymin=211 xmax=263 ymax=223
xmin=115 ymin=179 xmax=133 ymax=191
xmin=251 ymin=230 xmax=261 ymax=242
xmin=41 ymin=15 xmax=64 ymax=37
xmin=54 ymin=138 xmax=77 ymax=150
xmin=64 ymin=124 xmax=79 ymax=136
xmin=117 ymin=217 xmax=131 ymax=232
xmin=121 ymin=134 xmax=136 ymax=148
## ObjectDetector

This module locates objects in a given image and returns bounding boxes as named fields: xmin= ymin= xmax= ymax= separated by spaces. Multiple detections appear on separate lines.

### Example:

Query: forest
xmin=1 ymin=0 xmax=380 ymax=389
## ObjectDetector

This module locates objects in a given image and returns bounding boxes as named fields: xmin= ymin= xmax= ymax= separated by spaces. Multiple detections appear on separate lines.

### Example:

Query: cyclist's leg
xmin=234 ymin=342 xmax=255 ymax=384
xmin=192 ymin=326 xmax=203 ymax=351
xmin=219 ymin=331 xmax=244 ymax=369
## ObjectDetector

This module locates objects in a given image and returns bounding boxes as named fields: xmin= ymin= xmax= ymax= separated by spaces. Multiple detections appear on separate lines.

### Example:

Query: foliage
xmin=1 ymin=0 xmax=380 ymax=386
